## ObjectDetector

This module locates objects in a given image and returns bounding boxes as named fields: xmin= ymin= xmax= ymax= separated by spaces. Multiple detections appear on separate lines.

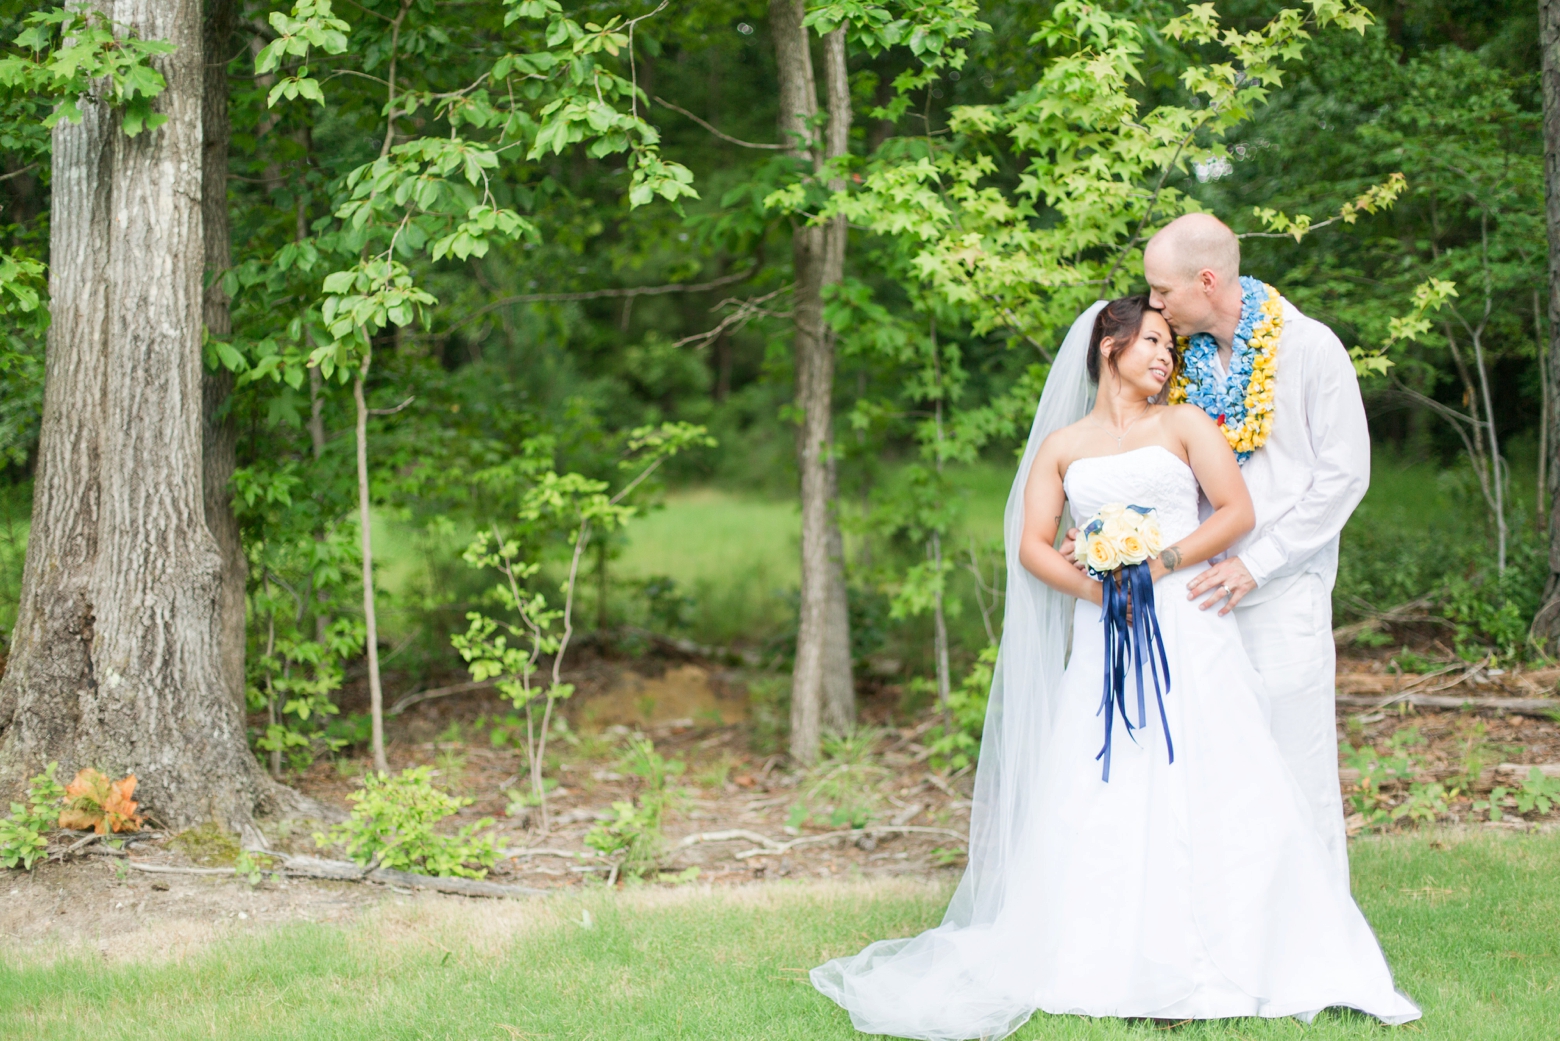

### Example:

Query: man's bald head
xmin=1142 ymin=213 xmax=1244 ymax=340
xmin=1144 ymin=213 xmax=1240 ymax=285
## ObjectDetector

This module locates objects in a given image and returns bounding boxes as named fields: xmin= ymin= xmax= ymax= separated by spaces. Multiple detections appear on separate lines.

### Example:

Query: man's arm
xmin=1237 ymin=319 xmax=1371 ymax=587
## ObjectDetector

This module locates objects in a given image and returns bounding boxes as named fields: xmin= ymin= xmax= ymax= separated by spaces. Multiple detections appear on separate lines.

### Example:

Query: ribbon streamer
xmin=1096 ymin=560 xmax=1174 ymax=781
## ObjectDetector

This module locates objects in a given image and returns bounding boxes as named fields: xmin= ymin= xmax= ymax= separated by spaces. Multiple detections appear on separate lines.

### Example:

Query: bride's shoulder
xmin=1033 ymin=423 xmax=1091 ymax=473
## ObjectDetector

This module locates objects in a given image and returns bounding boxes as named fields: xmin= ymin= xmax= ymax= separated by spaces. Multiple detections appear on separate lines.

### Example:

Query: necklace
xmin=1090 ymin=404 xmax=1151 ymax=448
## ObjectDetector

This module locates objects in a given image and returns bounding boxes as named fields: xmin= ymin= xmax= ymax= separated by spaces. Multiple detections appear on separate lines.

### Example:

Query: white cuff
xmin=1238 ymin=538 xmax=1286 ymax=588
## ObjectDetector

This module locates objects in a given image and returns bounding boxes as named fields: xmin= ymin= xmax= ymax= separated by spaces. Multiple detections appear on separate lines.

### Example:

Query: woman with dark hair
xmin=810 ymin=297 xmax=1418 ymax=1038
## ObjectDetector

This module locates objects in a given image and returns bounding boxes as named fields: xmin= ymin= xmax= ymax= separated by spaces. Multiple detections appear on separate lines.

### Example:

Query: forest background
xmin=0 ymin=0 xmax=1554 ymax=825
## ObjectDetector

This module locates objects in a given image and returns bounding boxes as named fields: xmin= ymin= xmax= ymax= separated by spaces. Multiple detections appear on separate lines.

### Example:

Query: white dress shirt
xmin=1205 ymin=298 xmax=1371 ymax=607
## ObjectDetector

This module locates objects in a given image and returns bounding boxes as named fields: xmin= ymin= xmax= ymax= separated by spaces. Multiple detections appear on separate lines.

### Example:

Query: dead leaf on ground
xmin=58 ymin=768 xmax=143 ymax=834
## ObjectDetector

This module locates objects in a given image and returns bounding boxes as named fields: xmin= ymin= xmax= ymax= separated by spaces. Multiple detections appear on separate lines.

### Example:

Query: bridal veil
xmin=810 ymin=303 xmax=1106 ymax=1041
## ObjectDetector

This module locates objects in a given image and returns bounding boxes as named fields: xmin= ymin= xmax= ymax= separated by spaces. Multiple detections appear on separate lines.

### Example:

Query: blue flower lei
xmin=1175 ymin=275 xmax=1269 ymax=463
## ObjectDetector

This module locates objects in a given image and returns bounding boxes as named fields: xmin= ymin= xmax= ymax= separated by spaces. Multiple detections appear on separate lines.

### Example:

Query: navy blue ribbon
xmin=1096 ymin=560 xmax=1174 ymax=782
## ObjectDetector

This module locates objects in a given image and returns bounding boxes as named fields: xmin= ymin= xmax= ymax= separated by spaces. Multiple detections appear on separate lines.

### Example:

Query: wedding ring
xmin=1220 ymin=584 xmax=1232 ymax=596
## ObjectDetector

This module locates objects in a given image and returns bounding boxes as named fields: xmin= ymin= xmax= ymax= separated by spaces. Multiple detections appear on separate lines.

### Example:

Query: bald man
xmin=1143 ymin=212 xmax=1369 ymax=880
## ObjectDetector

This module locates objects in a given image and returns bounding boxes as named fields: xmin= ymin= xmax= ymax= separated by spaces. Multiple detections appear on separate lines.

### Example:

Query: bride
xmin=810 ymin=298 xmax=1420 ymax=1039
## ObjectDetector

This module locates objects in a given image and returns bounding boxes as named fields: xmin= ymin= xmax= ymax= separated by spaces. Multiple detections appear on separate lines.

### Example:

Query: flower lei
xmin=1166 ymin=276 xmax=1283 ymax=463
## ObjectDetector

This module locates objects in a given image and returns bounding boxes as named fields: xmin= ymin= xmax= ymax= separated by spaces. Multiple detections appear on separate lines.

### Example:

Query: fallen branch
xmin=734 ymin=825 xmax=966 ymax=860
xmin=1336 ymin=692 xmax=1559 ymax=713
xmin=503 ymin=848 xmax=597 ymax=860
xmin=126 ymin=855 xmax=545 ymax=899
xmin=676 ymin=829 xmax=785 ymax=851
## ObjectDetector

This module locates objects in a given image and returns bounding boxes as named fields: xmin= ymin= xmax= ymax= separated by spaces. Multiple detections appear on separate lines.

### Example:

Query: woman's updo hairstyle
xmin=1087 ymin=294 xmax=1171 ymax=384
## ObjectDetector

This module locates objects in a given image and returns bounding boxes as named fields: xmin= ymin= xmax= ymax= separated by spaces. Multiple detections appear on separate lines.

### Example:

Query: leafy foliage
xmin=320 ymin=765 xmax=500 ymax=879
xmin=925 ymin=644 xmax=995 ymax=772
xmin=0 ymin=762 xmax=62 ymax=869
xmin=788 ymin=727 xmax=889 ymax=830
xmin=584 ymin=734 xmax=685 ymax=878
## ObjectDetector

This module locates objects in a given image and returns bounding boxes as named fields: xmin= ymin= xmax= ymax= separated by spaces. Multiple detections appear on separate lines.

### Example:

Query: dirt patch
xmin=575 ymin=664 xmax=748 ymax=729
xmin=0 ymin=854 xmax=385 ymax=965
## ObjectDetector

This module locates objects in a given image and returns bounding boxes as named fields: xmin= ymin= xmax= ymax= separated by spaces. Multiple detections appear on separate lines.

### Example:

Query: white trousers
xmin=1235 ymin=573 xmax=1349 ymax=881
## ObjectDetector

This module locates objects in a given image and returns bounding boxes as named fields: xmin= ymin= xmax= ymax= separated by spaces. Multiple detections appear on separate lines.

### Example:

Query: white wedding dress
xmin=811 ymin=445 xmax=1420 ymax=1038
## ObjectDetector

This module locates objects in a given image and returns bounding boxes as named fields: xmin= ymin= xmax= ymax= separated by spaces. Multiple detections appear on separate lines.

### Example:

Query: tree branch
xmin=654 ymin=96 xmax=787 ymax=150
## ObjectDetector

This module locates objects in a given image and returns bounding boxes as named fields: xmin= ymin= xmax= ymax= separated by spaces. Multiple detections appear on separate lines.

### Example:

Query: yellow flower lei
xmin=1166 ymin=283 xmax=1283 ymax=458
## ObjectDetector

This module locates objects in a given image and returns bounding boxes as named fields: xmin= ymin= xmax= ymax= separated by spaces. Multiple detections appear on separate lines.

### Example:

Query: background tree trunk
xmin=771 ymin=0 xmax=854 ymax=763
xmin=1533 ymin=0 xmax=1560 ymax=646
xmin=0 ymin=0 xmax=267 ymax=831
xmin=201 ymin=0 xmax=246 ymax=713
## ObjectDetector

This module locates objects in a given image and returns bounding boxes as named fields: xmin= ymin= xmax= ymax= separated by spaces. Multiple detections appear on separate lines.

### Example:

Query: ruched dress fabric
xmin=810 ymin=446 xmax=1420 ymax=1039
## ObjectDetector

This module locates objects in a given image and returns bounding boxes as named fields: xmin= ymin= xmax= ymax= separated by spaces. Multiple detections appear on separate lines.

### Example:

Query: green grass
xmin=2 ymin=829 xmax=1556 ymax=1039
xmin=616 ymin=488 xmax=800 ymax=644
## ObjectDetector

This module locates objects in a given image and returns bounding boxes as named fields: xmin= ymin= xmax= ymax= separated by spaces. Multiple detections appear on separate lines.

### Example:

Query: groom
xmin=1145 ymin=213 xmax=1369 ymax=879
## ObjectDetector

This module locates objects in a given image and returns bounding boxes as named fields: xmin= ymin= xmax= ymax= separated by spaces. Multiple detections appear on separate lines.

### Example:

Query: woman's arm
xmin=1147 ymin=406 xmax=1255 ymax=582
xmin=1018 ymin=437 xmax=1103 ymax=606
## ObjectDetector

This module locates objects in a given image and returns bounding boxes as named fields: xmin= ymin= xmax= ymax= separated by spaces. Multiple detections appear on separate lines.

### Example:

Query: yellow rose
xmin=1116 ymin=533 xmax=1148 ymax=565
xmin=1101 ymin=511 xmax=1137 ymax=542
xmin=1098 ymin=502 xmax=1127 ymax=520
xmin=1142 ymin=523 xmax=1164 ymax=556
xmin=1086 ymin=535 xmax=1120 ymax=573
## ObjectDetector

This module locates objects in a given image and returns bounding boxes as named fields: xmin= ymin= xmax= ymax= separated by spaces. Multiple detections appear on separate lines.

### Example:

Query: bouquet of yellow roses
xmin=1073 ymin=503 xmax=1163 ymax=580
xmin=1071 ymin=502 xmax=1173 ymax=782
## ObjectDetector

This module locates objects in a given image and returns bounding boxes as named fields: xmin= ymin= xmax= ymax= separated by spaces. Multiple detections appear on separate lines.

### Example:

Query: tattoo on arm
xmin=1054 ymin=514 xmax=1063 ymax=526
xmin=1160 ymin=546 xmax=1183 ymax=572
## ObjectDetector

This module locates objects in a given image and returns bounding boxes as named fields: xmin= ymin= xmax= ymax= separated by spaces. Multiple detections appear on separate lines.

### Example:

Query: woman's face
xmin=1101 ymin=311 xmax=1175 ymax=397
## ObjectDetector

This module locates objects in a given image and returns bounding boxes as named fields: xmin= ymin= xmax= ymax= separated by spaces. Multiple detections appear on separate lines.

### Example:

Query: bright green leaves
xmin=629 ymin=149 xmax=698 ymax=209
xmin=432 ymin=205 xmax=533 ymax=262
xmin=502 ymin=0 xmax=563 ymax=27
xmin=2 ymin=5 xmax=176 ymax=136
xmin=312 ymin=259 xmax=436 ymax=380
xmin=256 ymin=0 xmax=350 ymax=108
xmin=1252 ymin=172 xmax=1408 ymax=242
xmin=0 ymin=253 xmax=44 ymax=316
xmin=1350 ymin=276 xmax=1459 ymax=379
xmin=826 ymin=0 xmax=1378 ymax=352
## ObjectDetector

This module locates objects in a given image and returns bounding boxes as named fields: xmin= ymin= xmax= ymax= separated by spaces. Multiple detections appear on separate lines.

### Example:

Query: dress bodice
xmin=1063 ymin=445 xmax=1201 ymax=545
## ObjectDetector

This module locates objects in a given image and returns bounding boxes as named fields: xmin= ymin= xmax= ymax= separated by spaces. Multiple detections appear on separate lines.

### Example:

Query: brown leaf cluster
xmin=58 ymin=768 xmax=144 ymax=834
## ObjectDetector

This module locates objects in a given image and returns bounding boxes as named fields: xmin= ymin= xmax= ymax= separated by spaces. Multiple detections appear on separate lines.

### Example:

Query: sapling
xmin=453 ymin=423 xmax=713 ymax=831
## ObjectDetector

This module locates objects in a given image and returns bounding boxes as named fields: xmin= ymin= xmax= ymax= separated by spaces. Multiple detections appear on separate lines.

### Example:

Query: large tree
xmin=0 ymin=0 xmax=269 ymax=832
xmin=1536 ymin=0 xmax=1560 ymax=648
xmin=770 ymin=0 xmax=854 ymax=764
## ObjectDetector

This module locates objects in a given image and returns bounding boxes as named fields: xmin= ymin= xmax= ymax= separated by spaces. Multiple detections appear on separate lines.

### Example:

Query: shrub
xmin=585 ymin=735 xmax=685 ymax=878
xmin=0 ymin=764 xmax=63 ymax=870
xmin=319 ymin=766 xmax=500 ymax=879
xmin=788 ymin=727 xmax=889 ymax=830
xmin=926 ymin=644 xmax=995 ymax=772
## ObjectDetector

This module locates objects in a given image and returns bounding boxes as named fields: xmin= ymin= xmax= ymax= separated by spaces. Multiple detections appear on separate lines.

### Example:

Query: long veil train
xmin=809 ymin=303 xmax=1106 ymax=1041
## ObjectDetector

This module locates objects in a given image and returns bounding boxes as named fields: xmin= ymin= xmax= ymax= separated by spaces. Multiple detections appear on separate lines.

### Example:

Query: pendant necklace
xmin=1092 ymin=404 xmax=1150 ymax=448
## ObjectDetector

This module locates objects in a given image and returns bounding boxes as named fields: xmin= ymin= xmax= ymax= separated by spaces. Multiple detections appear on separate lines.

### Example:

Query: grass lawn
xmin=3 ymin=829 xmax=1556 ymax=1040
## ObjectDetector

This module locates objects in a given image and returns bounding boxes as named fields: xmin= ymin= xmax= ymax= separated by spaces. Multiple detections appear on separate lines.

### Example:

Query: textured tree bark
xmin=1534 ymin=0 xmax=1560 ymax=648
xmin=0 ymin=0 xmax=268 ymax=831
xmin=771 ymin=0 xmax=854 ymax=762
xmin=201 ymin=0 xmax=246 ymax=712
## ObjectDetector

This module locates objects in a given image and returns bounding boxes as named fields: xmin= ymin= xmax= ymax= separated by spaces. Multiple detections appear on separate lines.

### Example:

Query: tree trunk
xmin=0 ymin=0 xmax=267 ymax=831
xmin=201 ymin=0 xmax=246 ymax=713
xmin=772 ymin=0 xmax=853 ymax=763
xmin=355 ymin=362 xmax=388 ymax=774
xmin=1534 ymin=0 xmax=1560 ymax=646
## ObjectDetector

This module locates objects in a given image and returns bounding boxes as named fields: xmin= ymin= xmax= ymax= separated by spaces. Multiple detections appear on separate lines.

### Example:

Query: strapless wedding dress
xmin=812 ymin=446 xmax=1419 ymax=1038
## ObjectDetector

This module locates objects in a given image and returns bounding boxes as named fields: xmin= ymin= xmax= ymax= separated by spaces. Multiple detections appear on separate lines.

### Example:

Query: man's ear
xmin=1198 ymin=268 xmax=1218 ymax=294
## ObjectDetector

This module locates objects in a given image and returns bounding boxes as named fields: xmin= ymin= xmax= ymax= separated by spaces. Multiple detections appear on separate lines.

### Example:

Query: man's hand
xmin=1185 ymin=557 xmax=1257 ymax=615
xmin=1058 ymin=527 xmax=1087 ymax=573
